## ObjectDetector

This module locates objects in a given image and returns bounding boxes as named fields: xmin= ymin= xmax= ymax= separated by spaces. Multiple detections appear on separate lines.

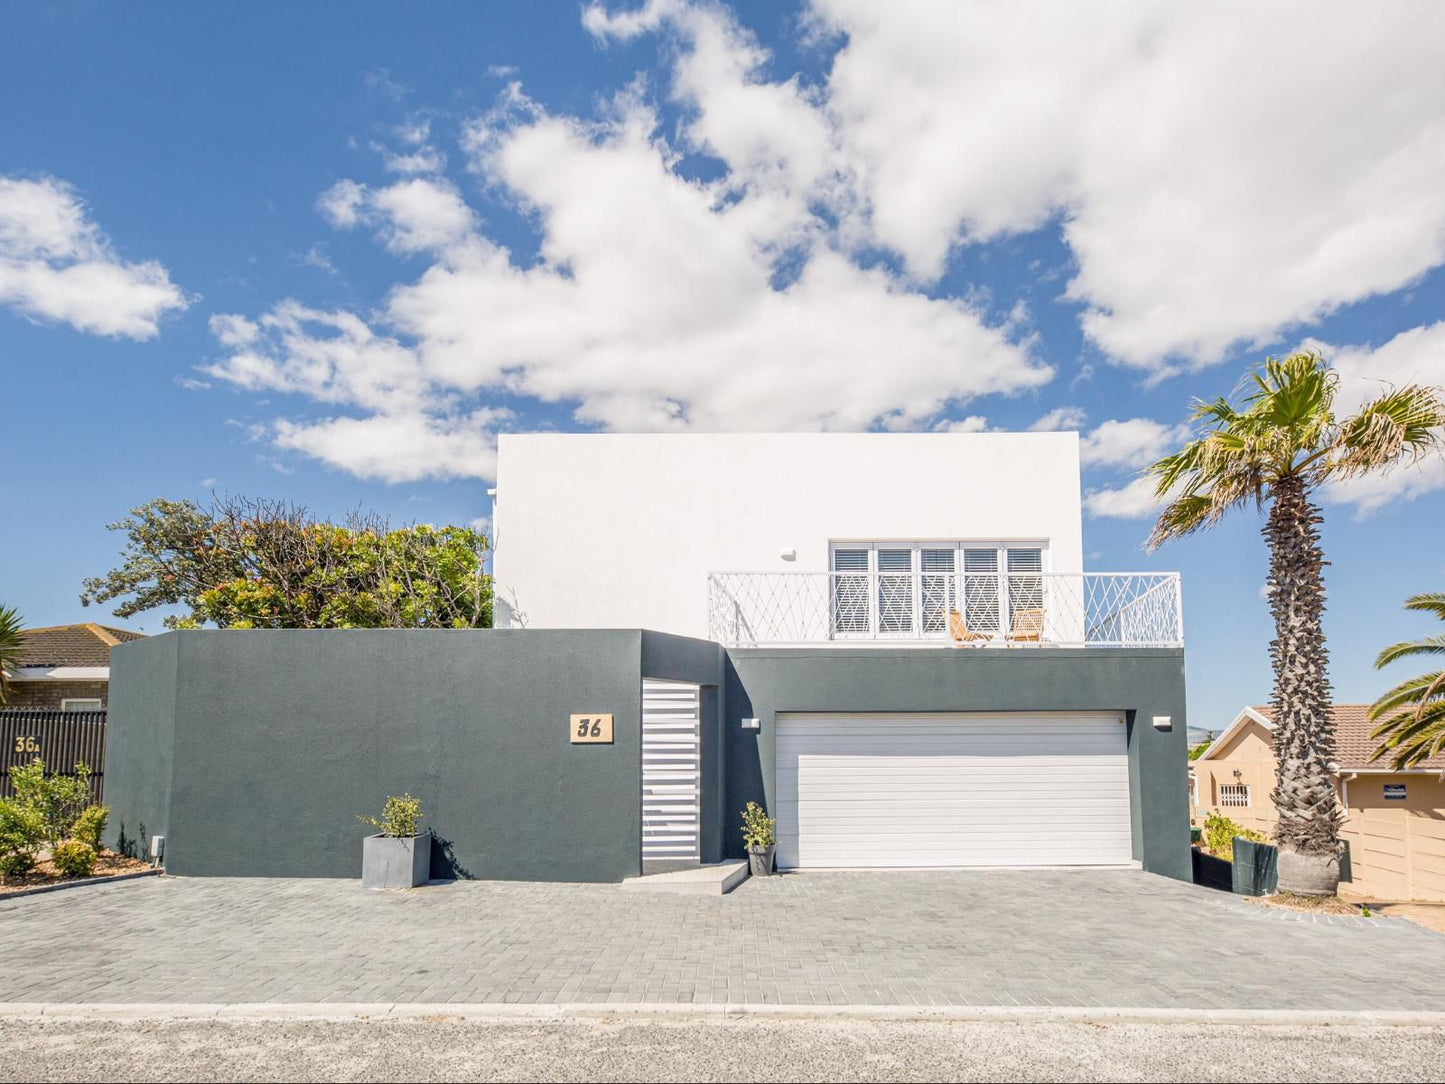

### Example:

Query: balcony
xmin=706 ymin=571 xmax=1182 ymax=649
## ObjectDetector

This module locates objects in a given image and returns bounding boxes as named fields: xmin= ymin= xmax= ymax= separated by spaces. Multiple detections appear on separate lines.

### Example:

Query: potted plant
xmin=741 ymin=801 xmax=776 ymax=876
xmin=357 ymin=794 xmax=430 ymax=889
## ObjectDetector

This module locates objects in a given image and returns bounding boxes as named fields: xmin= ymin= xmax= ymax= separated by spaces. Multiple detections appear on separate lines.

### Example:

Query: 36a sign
xmin=570 ymin=713 xmax=614 ymax=744
xmin=12 ymin=736 xmax=39 ymax=755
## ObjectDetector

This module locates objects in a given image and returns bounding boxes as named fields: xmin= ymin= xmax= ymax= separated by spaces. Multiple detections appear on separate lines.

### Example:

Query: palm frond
xmin=1367 ymin=670 xmax=1445 ymax=718
xmin=1369 ymin=701 xmax=1445 ymax=768
xmin=1333 ymin=385 xmax=1445 ymax=478
xmin=1146 ymin=494 xmax=1214 ymax=548
xmin=1375 ymin=634 xmax=1445 ymax=668
xmin=1403 ymin=592 xmax=1445 ymax=621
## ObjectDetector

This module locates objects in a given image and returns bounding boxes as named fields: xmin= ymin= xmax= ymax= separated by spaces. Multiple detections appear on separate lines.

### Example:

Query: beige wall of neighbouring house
xmin=1192 ymin=723 xmax=1445 ymax=902
xmin=1339 ymin=774 xmax=1445 ymax=903
xmin=1191 ymin=719 xmax=1275 ymax=836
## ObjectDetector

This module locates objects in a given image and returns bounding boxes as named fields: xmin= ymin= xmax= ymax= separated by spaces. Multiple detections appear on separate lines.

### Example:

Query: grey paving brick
xmin=2 ymin=869 xmax=1444 ymax=1009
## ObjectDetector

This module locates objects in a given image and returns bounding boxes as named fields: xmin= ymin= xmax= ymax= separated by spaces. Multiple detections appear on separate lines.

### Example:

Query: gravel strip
xmin=1 ymin=1016 xmax=1443 ymax=1083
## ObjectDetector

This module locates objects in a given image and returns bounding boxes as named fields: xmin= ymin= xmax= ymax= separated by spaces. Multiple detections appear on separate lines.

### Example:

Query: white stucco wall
xmin=492 ymin=432 xmax=1084 ymax=638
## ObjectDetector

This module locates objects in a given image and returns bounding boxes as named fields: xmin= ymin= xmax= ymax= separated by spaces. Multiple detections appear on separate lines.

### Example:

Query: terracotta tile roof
xmin=1251 ymin=703 xmax=1445 ymax=772
xmin=15 ymin=624 xmax=147 ymax=669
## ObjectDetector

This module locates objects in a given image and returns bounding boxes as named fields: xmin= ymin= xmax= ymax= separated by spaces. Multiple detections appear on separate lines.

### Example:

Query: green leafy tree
xmin=0 ymin=604 xmax=25 ymax=706
xmin=1368 ymin=593 xmax=1445 ymax=769
xmin=81 ymin=495 xmax=491 ymax=629
xmin=1147 ymin=351 xmax=1445 ymax=895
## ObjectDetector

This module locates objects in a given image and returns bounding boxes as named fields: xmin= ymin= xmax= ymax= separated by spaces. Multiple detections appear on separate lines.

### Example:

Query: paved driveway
xmin=2 ymin=869 xmax=1442 ymax=1009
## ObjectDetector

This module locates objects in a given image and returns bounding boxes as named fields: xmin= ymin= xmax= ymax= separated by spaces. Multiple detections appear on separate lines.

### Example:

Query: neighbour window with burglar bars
xmin=829 ymin=543 xmax=1046 ymax=639
xmin=1218 ymin=783 xmax=1250 ymax=807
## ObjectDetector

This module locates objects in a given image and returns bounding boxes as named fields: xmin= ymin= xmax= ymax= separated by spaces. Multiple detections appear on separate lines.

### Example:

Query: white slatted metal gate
xmin=642 ymin=679 xmax=701 ymax=863
xmin=776 ymin=712 xmax=1133 ymax=869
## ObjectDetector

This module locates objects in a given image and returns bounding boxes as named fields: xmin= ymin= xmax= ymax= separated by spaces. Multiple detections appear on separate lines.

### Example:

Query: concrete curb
xmin=3 ymin=1003 xmax=1444 ymax=1027
xmin=0 ymin=869 xmax=161 ymax=901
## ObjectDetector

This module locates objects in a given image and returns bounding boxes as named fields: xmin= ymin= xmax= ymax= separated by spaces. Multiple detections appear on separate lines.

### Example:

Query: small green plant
xmin=1361 ymin=905 xmax=1373 ymax=917
xmin=1202 ymin=810 xmax=1265 ymax=860
xmin=1187 ymin=741 xmax=1212 ymax=761
xmin=51 ymin=839 xmax=97 ymax=878
xmin=740 ymin=801 xmax=775 ymax=850
xmin=7 ymin=758 xmax=92 ymax=844
xmin=0 ymin=798 xmax=46 ymax=882
xmin=71 ymin=804 xmax=110 ymax=851
xmin=358 ymin=794 xmax=424 ymax=838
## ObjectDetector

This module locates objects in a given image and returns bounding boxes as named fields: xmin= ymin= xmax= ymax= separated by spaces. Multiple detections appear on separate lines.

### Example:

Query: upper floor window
xmin=829 ymin=542 xmax=1046 ymax=638
xmin=1218 ymin=783 xmax=1250 ymax=807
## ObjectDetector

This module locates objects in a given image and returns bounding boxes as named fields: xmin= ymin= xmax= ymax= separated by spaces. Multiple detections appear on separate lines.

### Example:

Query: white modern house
xmin=106 ymin=430 xmax=1189 ymax=884
xmin=492 ymin=432 xmax=1188 ymax=876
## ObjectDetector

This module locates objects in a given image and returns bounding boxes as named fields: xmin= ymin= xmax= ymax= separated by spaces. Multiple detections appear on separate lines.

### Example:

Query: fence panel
xmin=1231 ymin=837 xmax=1278 ymax=896
xmin=0 ymin=710 xmax=107 ymax=803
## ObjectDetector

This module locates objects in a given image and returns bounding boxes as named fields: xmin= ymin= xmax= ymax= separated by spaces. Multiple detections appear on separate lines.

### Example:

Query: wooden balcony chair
xmin=1007 ymin=607 xmax=1044 ymax=643
xmin=947 ymin=609 xmax=991 ymax=648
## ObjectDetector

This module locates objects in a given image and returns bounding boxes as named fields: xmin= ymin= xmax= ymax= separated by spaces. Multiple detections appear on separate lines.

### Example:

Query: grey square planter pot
xmin=362 ymin=832 xmax=431 ymax=889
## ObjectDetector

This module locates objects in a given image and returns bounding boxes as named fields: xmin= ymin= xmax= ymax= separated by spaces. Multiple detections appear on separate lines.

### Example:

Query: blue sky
xmin=3 ymin=1 xmax=1444 ymax=731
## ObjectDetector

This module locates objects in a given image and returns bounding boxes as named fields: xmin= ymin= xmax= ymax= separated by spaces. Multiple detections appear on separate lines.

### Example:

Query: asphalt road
xmin=2 ymin=1017 xmax=1443 ymax=1083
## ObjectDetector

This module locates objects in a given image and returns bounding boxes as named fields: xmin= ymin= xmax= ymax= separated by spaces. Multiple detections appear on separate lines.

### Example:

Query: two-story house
xmin=106 ymin=431 xmax=1188 ymax=882
xmin=492 ymin=432 xmax=1187 ymax=876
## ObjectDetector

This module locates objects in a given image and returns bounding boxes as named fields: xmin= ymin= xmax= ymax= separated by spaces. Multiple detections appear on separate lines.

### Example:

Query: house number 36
xmin=12 ymin=736 xmax=39 ymax=754
xmin=569 ymin=713 xmax=614 ymax=744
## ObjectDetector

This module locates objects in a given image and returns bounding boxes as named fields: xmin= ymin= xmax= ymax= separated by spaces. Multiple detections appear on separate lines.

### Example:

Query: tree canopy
xmin=81 ymin=496 xmax=491 ymax=630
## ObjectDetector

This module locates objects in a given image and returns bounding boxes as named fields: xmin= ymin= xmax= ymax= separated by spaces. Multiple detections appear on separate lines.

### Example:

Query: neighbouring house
xmin=1191 ymin=705 xmax=1445 ymax=902
xmin=106 ymin=432 xmax=1189 ymax=883
xmin=5 ymin=623 xmax=146 ymax=710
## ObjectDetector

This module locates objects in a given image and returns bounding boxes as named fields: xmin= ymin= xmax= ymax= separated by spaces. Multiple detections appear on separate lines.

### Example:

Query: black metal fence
xmin=0 ymin=709 xmax=107 ymax=803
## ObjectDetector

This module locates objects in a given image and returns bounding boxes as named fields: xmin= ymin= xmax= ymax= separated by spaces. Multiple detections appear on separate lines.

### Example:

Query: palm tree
xmin=1147 ymin=351 xmax=1445 ymax=895
xmin=1368 ymin=593 xmax=1445 ymax=768
xmin=0 ymin=605 xmax=26 ymax=706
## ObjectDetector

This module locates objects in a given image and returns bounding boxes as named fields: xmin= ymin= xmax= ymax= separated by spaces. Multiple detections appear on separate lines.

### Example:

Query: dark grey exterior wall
xmin=104 ymin=634 xmax=178 ymax=861
xmin=106 ymin=631 xmax=1187 ymax=883
xmin=109 ymin=629 xmax=654 ymax=882
xmin=722 ymin=647 xmax=1190 ymax=881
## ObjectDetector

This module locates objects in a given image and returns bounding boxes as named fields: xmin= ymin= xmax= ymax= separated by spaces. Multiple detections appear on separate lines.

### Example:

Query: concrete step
xmin=619 ymin=861 xmax=749 ymax=896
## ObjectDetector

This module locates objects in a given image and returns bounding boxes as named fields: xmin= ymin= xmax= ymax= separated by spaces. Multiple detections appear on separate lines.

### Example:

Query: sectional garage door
xmin=775 ymin=712 xmax=1133 ymax=869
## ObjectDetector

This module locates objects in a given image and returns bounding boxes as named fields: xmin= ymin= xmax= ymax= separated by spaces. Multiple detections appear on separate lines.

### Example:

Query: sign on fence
xmin=0 ymin=709 xmax=107 ymax=803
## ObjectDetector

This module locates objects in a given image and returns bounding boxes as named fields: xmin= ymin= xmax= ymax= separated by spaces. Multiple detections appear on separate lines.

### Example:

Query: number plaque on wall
xmin=570 ymin=713 xmax=614 ymax=744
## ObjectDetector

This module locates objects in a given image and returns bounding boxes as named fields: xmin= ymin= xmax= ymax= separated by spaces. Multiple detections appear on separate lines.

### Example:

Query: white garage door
xmin=775 ymin=712 xmax=1133 ymax=869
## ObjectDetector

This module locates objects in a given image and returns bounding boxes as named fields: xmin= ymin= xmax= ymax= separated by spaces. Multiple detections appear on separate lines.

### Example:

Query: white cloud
xmin=318 ymin=177 xmax=474 ymax=254
xmin=1080 ymin=418 xmax=1192 ymax=469
xmin=813 ymin=0 xmax=1445 ymax=371
xmin=272 ymin=410 xmax=501 ymax=483
xmin=1029 ymin=406 xmax=1087 ymax=432
xmin=210 ymin=8 xmax=1047 ymax=482
xmin=375 ymin=141 xmax=446 ymax=176
xmin=932 ymin=415 xmax=989 ymax=434
xmin=0 ymin=175 xmax=189 ymax=338
xmin=209 ymin=1 xmax=1445 ymax=484
xmin=204 ymin=302 xmax=428 ymax=413
xmin=1083 ymin=476 xmax=1169 ymax=520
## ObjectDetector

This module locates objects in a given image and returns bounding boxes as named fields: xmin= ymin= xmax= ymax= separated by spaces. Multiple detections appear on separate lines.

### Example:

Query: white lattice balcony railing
xmin=706 ymin=571 xmax=1182 ymax=648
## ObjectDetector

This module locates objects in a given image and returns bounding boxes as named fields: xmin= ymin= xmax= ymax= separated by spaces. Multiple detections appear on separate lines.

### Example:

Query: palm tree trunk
xmin=1265 ymin=475 xmax=1341 ymax=894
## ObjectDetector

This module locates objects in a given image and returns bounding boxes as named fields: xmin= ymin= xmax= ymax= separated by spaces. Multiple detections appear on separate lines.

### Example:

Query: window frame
xmin=828 ymin=541 xmax=1049 ymax=639
xmin=60 ymin=697 xmax=104 ymax=712
xmin=1218 ymin=783 xmax=1251 ymax=808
